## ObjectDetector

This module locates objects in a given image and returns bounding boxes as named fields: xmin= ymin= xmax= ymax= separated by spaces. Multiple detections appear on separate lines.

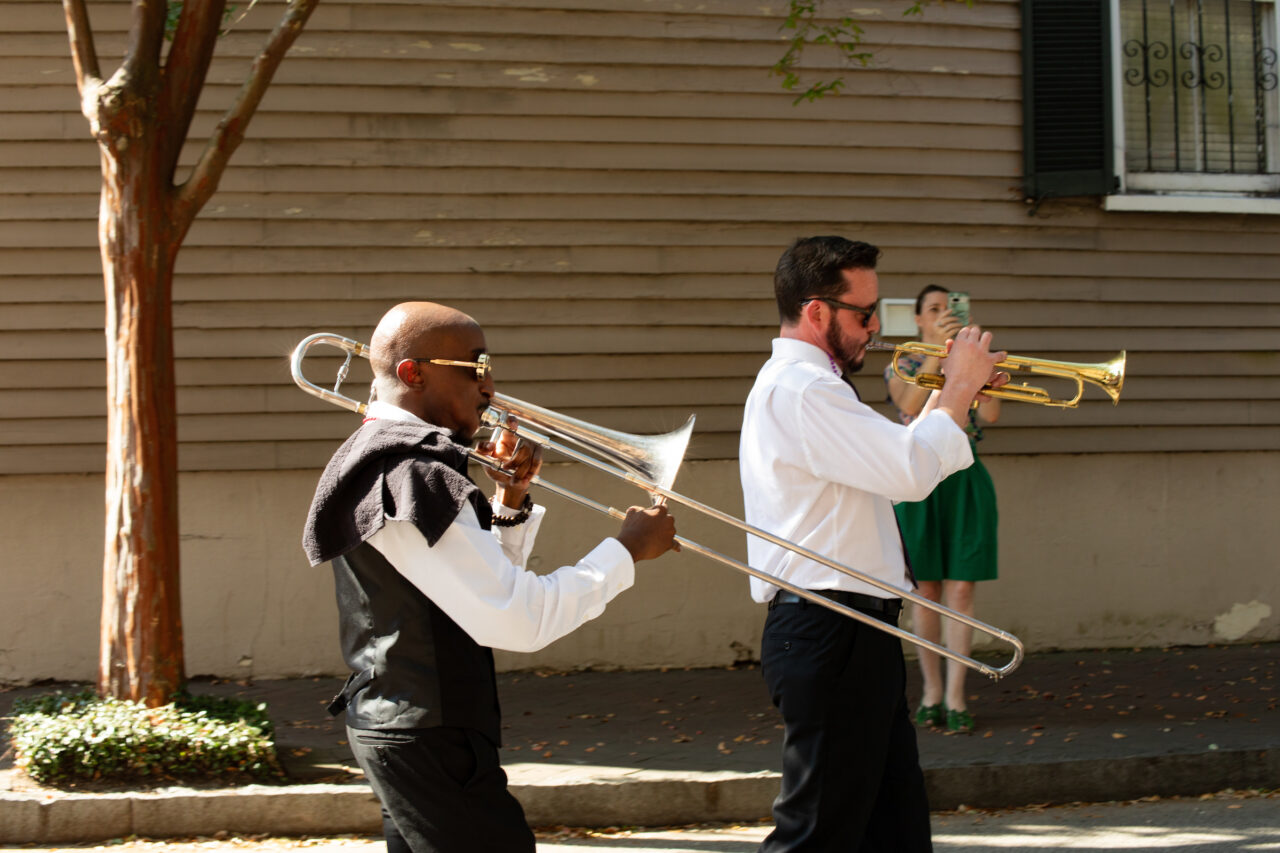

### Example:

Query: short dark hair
xmin=914 ymin=284 xmax=948 ymax=315
xmin=774 ymin=236 xmax=881 ymax=323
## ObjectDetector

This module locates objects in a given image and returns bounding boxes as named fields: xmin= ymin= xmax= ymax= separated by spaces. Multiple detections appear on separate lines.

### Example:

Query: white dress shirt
xmin=739 ymin=338 xmax=974 ymax=603
xmin=363 ymin=401 xmax=635 ymax=652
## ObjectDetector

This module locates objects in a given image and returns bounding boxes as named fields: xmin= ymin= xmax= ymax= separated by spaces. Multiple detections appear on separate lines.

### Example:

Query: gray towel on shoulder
xmin=302 ymin=419 xmax=492 ymax=566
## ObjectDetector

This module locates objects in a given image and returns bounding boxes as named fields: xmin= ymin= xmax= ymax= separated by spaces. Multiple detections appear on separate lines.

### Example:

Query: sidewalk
xmin=2 ymin=644 xmax=1276 ymax=843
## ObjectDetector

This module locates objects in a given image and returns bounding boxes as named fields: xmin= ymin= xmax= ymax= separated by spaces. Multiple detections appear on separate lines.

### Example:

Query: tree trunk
xmin=63 ymin=0 xmax=321 ymax=706
xmin=95 ymin=90 xmax=185 ymax=706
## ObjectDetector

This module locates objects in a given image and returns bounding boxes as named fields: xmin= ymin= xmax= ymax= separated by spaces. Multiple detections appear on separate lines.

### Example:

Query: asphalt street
xmin=5 ymin=791 xmax=1275 ymax=852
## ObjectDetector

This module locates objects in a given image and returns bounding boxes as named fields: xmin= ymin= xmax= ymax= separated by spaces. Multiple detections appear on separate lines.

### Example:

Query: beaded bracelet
xmin=490 ymin=493 xmax=534 ymax=527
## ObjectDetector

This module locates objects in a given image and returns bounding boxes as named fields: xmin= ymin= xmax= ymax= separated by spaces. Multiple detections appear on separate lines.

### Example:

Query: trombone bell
xmin=483 ymin=395 xmax=695 ymax=493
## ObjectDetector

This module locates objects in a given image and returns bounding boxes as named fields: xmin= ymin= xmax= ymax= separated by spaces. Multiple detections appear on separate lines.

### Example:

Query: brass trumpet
xmin=868 ymin=341 xmax=1126 ymax=408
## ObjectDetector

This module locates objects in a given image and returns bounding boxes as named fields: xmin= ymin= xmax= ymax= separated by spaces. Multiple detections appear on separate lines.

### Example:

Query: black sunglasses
xmin=802 ymin=297 xmax=879 ymax=328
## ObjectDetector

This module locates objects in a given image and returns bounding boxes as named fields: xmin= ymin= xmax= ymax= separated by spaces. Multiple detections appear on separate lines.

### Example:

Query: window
xmin=1023 ymin=0 xmax=1280 ymax=212
xmin=1117 ymin=0 xmax=1279 ymax=195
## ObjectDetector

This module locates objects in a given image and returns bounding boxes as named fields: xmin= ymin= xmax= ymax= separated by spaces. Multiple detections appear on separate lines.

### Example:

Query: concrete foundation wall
xmin=1 ymin=451 xmax=1275 ymax=684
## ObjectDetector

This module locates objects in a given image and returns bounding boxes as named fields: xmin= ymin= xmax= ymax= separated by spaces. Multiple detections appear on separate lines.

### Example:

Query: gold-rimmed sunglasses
xmin=407 ymin=352 xmax=492 ymax=381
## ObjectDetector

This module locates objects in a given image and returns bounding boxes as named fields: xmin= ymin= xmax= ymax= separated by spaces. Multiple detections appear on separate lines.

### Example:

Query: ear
xmin=395 ymin=359 xmax=424 ymax=389
xmin=800 ymin=298 xmax=826 ymax=329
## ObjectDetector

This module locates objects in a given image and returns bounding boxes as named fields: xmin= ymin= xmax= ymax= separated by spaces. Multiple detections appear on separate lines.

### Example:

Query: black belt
xmin=770 ymin=589 xmax=903 ymax=618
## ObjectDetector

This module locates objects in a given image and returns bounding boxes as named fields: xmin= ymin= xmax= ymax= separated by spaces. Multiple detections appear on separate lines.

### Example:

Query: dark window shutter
xmin=1022 ymin=0 xmax=1117 ymax=199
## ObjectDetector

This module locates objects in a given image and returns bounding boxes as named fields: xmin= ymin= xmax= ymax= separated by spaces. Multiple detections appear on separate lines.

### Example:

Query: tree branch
xmin=175 ymin=0 xmax=320 ymax=228
xmin=123 ymin=0 xmax=167 ymax=83
xmin=61 ymin=0 xmax=102 ymax=105
xmin=773 ymin=0 xmax=976 ymax=104
xmin=160 ymin=0 xmax=229 ymax=178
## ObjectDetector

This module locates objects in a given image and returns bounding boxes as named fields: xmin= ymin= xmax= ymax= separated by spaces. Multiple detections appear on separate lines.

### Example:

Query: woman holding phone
xmin=885 ymin=284 xmax=1001 ymax=734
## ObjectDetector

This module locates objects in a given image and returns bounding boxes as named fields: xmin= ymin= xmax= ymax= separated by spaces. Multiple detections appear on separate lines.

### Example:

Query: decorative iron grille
xmin=1121 ymin=0 xmax=1277 ymax=173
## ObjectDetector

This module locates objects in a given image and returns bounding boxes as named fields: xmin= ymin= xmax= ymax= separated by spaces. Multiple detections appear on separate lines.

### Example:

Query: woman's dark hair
xmin=914 ymin=284 xmax=948 ymax=315
xmin=774 ymin=236 xmax=881 ymax=323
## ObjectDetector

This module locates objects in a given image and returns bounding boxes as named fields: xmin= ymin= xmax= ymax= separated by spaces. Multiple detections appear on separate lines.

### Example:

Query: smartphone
xmin=947 ymin=291 xmax=971 ymax=326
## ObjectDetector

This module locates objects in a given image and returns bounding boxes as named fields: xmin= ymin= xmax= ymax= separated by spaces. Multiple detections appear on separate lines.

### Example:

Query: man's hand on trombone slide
xmin=617 ymin=504 xmax=680 ymax=562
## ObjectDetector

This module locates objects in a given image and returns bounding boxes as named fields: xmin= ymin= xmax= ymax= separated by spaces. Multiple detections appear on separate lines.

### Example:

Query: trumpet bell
xmin=1092 ymin=351 xmax=1126 ymax=404
xmin=484 ymin=394 xmax=695 ymax=492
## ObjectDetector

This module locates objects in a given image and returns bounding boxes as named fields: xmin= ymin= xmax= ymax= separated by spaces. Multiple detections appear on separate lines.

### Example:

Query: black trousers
xmin=759 ymin=598 xmax=932 ymax=852
xmin=347 ymin=725 xmax=535 ymax=853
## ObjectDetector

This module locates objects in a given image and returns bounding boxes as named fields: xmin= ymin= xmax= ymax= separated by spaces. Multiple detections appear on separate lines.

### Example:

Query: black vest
xmin=304 ymin=418 xmax=502 ymax=744
xmin=330 ymin=541 xmax=502 ymax=744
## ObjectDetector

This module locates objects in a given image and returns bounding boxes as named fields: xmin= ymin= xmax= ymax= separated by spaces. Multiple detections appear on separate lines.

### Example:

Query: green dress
xmin=885 ymin=354 xmax=998 ymax=582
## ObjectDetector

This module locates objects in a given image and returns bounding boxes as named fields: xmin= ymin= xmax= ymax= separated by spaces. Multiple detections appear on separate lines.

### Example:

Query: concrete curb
xmin=0 ymin=784 xmax=383 ymax=844
xmin=924 ymin=747 xmax=1280 ymax=810
xmin=511 ymin=770 xmax=781 ymax=827
xmin=3 ymin=748 xmax=1275 ymax=844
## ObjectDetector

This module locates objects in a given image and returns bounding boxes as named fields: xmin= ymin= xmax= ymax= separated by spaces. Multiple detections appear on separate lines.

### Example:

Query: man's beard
xmin=825 ymin=322 xmax=865 ymax=375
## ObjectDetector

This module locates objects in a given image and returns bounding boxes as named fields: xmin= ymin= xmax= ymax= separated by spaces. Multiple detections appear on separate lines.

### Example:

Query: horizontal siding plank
xmin=3 ymin=299 xmax=1278 ymax=332
xmin=257 ymin=61 xmax=1015 ymax=99
xmin=3 ymin=426 xmax=1274 ymax=476
xmin=0 ymin=196 xmax=1064 ymax=229
xmin=11 ymin=376 xmax=762 ymax=418
xmin=3 ymin=273 xmax=1280 ymax=307
xmin=0 ymin=140 xmax=1022 ymax=174
xmin=976 ymin=426 xmax=1280 ymax=454
xmin=0 ymin=168 xmax=1021 ymax=200
xmin=5 ymin=399 xmax=1276 ymax=447
xmin=0 ymin=326 xmax=780 ymax=359
xmin=4 ymin=354 xmax=1272 ymax=393
xmin=3 ymin=374 xmax=1277 ymax=416
xmin=7 ymin=198 xmax=1280 ymax=254
xmin=2 ymin=0 xmax=1022 ymax=32
xmin=1 ymin=111 xmax=1022 ymax=151
xmin=5 ymin=270 xmax=1280 ymax=306
xmin=227 ymin=375 xmax=1280 ymax=412
xmin=0 ymin=440 xmax=341 ymax=475
xmin=1 ymin=63 xmax=1021 ymax=101
xmin=3 ymin=9 xmax=1019 ymax=60
xmin=1 ymin=86 xmax=1025 ymax=123
xmin=8 ymin=234 xmax=1280 ymax=283
xmin=0 ymin=326 xmax=1273 ymax=360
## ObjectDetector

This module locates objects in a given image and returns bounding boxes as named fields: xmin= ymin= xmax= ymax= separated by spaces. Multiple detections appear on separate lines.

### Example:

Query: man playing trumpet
xmin=302 ymin=302 xmax=678 ymax=853
xmin=739 ymin=237 xmax=1007 ymax=852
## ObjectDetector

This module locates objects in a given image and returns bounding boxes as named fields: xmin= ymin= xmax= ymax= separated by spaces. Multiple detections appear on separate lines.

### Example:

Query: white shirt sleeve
xmin=792 ymin=374 xmax=973 ymax=502
xmin=365 ymin=504 xmax=635 ymax=653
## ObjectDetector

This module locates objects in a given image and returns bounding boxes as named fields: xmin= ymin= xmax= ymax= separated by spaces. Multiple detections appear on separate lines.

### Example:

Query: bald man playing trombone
xmin=303 ymin=302 xmax=677 ymax=853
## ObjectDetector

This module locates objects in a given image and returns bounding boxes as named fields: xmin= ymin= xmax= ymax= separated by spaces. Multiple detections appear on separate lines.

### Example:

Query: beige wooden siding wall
xmin=1 ymin=0 xmax=1277 ymax=476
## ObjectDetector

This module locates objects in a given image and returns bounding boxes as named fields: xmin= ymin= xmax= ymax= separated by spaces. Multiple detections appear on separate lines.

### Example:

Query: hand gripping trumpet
xmin=869 ymin=341 xmax=1126 ymax=407
xmin=292 ymin=332 xmax=1025 ymax=680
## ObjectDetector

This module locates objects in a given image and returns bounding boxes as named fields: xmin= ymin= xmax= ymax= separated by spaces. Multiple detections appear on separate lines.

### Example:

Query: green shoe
xmin=946 ymin=707 xmax=975 ymax=733
xmin=915 ymin=703 xmax=944 ymax=727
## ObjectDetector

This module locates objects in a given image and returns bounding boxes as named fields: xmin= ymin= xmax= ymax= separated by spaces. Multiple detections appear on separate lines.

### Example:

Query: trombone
xmin=291 ymin=332 xmax=1025 ymax=680
xmin=869 ymin=341 xmax=1126 ymax=408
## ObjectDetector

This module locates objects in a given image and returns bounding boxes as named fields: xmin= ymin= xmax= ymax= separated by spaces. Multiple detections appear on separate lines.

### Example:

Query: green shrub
xmin=6 ymin=688 xmax=283 ymax=785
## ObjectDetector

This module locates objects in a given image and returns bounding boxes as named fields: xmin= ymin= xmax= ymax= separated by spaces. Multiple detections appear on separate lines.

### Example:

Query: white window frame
xmin=1105 ymin=0 xmax=1280 ymax=213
